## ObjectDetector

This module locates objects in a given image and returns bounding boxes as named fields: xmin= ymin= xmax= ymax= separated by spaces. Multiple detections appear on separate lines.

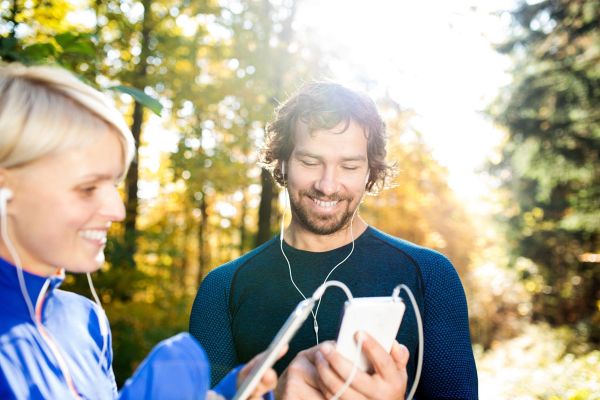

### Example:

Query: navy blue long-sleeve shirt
xmin=190 ymin=226 xmax=478 ymax=399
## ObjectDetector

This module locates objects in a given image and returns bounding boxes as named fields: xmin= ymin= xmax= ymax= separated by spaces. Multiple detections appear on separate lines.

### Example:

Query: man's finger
xmin=390 ymin=341 xmax=409 ymax=370
xmin=358 ymin=331 xmax=397 ymax=380
xmin=315 ymin=347 xmax=367 ymax=400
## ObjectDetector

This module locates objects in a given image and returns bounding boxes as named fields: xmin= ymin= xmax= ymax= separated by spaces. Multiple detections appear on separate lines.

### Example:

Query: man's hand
xmin=315 ymin=332 xmax=409 ymax=400
xmin=275 ymin=345 xmax=327 ymax=400
xmin=238 ymin=345 xmax=288 ymax=400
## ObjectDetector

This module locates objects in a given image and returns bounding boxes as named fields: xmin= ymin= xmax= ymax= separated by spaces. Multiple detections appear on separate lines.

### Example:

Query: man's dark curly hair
xmin=260 ymin=81 xmax=394 ymax=193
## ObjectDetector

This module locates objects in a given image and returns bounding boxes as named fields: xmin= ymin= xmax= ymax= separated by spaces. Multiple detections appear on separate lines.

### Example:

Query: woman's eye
xmin=301 ymin=160 xmax=318 ymax=166
xmin=79 ymin=186 xmax=97 ymax=195
xmin=342 ymin=165 xmax=359 ymax=171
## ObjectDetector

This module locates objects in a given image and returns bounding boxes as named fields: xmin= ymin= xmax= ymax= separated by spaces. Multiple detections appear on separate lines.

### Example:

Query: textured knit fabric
xmin=0 ymin=258 xmax=239 ymax=399
xmin=190 ymin=226 xmax=478 ymax=399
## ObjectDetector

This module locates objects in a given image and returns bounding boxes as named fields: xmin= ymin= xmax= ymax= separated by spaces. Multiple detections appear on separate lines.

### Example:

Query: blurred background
xmin=1 ymin=0 xmax=598 ymax=398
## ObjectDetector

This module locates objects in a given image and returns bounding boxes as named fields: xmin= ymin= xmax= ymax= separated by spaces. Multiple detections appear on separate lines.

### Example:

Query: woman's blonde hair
xmin=0 ymin=63 xmax=135 ymax=171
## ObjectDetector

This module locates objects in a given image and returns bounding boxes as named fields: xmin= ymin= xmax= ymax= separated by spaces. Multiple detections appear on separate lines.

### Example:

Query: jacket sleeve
xmin=118 ymin=332 xmax=211 ymax=400
xmin=189 ymin=266 xmax=238 ymax=386
xmin=416 ymin=252 xmax=479 ymax=399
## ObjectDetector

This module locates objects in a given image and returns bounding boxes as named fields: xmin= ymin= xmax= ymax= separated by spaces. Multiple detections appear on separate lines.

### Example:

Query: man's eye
xmin=342 ymin=166 xmax=359 ymax=171
xmin=301 ymin=160 xmax=318 ymax=166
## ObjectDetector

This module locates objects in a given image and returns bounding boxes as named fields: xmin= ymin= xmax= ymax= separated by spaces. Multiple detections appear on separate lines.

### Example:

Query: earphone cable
xmin=1 ymin=200 xmax=36 ymax=323
xmin=280 ymin=186 xmax=359 ymax=344
xmin=86 ymin=272 xmax=109 ymax=370
xmin=393 ymin=284 xmax=423 ymax=400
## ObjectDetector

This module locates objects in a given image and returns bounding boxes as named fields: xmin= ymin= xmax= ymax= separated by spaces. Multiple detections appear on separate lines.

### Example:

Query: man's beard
xmin=288 ymin=188 xmax=358 ymax=235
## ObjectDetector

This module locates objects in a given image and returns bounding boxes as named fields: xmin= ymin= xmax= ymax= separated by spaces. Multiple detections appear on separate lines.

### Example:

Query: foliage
xmin=362 ymin=103 xmax=477 ymax=278
xmin=468 ymin=249 xmax=532 ymax=349
xmin=477 ymin=323 xmax=600 ymax=399
xmin=0 ymin=1 xmax=162 ymax=112
xmin=0 ymin=0 xmax=94 ymax=76
xmin=488 ymin=0 xmax=600 ymax=340
xmin=111 ymin=85 xmax=163 ymax=116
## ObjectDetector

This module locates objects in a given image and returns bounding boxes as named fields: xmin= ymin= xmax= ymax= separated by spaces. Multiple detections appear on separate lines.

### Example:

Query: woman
xmin=0 ymin=63 xmax=277 ymax=399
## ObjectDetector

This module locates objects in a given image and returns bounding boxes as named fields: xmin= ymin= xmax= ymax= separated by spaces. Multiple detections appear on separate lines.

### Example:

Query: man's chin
xmin=304 ymin=217 xmax=349 ymax=235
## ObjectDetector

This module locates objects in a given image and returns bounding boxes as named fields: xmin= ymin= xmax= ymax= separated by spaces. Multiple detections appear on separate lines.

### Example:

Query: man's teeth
xmin=314 ymin=199 xmax=338 ymax=208
xmin=79 ymin=230 xmax=107 ymax=242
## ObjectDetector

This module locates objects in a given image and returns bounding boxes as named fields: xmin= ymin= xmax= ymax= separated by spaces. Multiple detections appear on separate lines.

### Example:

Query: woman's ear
xmin=0 ymin=169 xmax=15 ymax=215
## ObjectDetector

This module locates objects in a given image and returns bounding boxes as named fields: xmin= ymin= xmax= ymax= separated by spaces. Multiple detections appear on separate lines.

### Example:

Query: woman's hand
xmin=238 ymin=345 xmax=288 ymax=399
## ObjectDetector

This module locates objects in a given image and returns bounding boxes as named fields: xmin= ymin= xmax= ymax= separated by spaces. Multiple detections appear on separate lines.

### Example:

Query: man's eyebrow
xmin=293 ymin=151 xmax=367 ymax=162
xmin=340 ymin=155 xmax=367 ymax=162
xmin=294 ymin=150 xmax=321 ymax=159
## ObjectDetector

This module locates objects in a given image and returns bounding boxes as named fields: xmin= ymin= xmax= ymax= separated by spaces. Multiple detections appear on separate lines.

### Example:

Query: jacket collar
xmin=0 ymin=257 xmax=65 ymax=318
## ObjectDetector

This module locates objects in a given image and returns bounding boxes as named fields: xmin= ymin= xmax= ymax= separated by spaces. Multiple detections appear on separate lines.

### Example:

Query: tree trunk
xmin=122 ymin=0 xmax=152 ymax=268
xmin=197 ymin=191 xmax=210 ymax=285
xmin=239 ymin=189 xmax=248 ymax=253
xmin=255 ymin=0 xmax=298 ymax=247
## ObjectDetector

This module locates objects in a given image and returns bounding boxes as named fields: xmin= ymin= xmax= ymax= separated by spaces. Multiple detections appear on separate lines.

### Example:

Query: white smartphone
xmin=335 ymin=296 xmax=405 ymax=372
xmin=233 ymin=298 xmax=315 ymax=400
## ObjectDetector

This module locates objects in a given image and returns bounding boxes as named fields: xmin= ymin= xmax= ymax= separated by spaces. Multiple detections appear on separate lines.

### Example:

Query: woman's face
xmin=0 ymin=130 xmax=126 ymax=276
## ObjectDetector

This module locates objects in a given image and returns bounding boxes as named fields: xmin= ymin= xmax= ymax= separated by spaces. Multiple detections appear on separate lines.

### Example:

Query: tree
xmin=488 ymin=0 xmax=599 ymax=341
xmin=170 ymin=0 xmax=331 ymax=284
xmin=0 ymin=0 xmax=96 ymax=71
xmin=362 ymin=100 xmax=477 ymax=278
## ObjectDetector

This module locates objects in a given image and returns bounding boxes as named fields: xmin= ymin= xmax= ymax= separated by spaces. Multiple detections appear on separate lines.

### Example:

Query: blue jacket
xmin=0 ymin=258 xmax=239 ymax=399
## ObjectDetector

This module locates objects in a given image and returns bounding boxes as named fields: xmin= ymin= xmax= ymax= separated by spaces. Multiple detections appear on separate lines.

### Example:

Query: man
xmin=190 ymin=82 xmax=478 ymax=399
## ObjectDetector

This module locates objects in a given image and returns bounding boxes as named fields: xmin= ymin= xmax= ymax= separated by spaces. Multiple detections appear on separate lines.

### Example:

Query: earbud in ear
xmin=0 ymin=188 xmax=13 ymax=203
xmin=364 ymin=170 xmax=370 ymax=185
xmin=0 ymin=188 xmax=13 ymax=214
xmin=280 ymin=161 xmax=287 ymax=187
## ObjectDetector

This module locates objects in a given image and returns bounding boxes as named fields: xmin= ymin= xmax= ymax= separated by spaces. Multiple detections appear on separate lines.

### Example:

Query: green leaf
xmin=21 ymin=43 xmax=58 ymax=62
xmin=62 ymin=41 xmax=95 ymax=57
xmin=0 ymin=37 xmax=18 ymax=52
xmin=55 ymin=32 xmax=78 ymax=48
xmin=0 ymin=37 xmax=20 ymax=62
xmin=110 ymin=85 xmax=163 ymax=116
xmin=55 ymin=33 xmax=95 ymax=57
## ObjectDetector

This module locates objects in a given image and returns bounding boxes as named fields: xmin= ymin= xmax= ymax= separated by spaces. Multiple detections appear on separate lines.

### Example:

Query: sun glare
xmin=297 ymin=0 xmax=517 ymax=209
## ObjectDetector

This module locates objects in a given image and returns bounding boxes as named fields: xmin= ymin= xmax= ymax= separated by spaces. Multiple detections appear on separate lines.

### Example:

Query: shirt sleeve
xmin=189 ymin=266 xmax=239 ymax=386
xmin=416 ymin=251 xmax=479 ymax=399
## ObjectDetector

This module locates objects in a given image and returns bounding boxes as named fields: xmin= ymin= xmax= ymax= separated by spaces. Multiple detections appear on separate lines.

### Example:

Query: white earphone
xmin=0 ymin=188 xmax=13 ymax=214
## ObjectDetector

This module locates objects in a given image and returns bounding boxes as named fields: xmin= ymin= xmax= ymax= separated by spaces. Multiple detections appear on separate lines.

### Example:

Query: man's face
xmin=286 ymin=120 xmax=369 ymax=235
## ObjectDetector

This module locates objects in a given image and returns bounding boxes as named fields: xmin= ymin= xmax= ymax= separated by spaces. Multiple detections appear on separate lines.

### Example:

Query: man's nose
xmin=314 ymin=167 xmax=340 ymax=196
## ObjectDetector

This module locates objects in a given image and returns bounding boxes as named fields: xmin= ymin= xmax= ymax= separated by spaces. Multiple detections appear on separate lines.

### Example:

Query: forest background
xmin=1 ymin=0 xmax=598 ymax=398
